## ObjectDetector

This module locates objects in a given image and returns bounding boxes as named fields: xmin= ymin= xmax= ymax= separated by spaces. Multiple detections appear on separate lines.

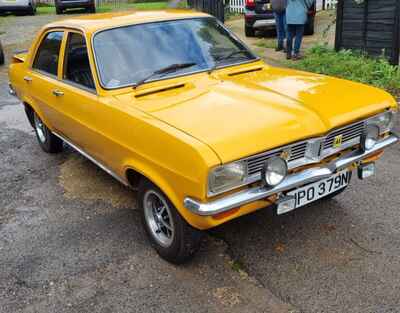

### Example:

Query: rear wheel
xmin=245 ymin=25 xmax=256 ymax=37
xmin=55 ymin=6 xmax=63 ymax=14
xmin=138 ymin=179 xmax=203 ymax=264
xmin=33 ymin=112 xmax=63 ymax=153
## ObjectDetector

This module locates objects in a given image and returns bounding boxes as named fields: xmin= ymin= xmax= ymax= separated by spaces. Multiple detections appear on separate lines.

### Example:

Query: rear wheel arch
xmin=22 ymin=101 xmax=54 ymax=131
xmin=23 ymin=102 xmax=35 ymax=128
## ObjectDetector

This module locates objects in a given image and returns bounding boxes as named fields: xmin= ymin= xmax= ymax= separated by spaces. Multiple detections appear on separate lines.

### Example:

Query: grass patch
xmin=255 ymin=39 xmax=276 ymax=49
xmin=37 ymin=1 xmax=169 ymax=15
xmin=288 ymin=44 xmax=400 ymax=96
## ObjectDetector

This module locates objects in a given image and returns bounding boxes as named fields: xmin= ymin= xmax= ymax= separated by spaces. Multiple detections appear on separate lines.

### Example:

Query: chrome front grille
xmin=246 ymin=141 xmax=307 ymax=176
xmin=244 ymin=119 xmax=367 ymax=181
xmin=323 ymin=121 xmax=365 ymax=150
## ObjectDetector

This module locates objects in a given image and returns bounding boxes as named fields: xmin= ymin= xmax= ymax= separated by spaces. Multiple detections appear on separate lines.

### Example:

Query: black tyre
xmin=138 ymin=179 xmax=203 ymax=264
xmin=33 ymin=112 xmax=63 ymax=153
xmin=0 ymin=41 xmax=4 ymax=66
xmin=87 ymin=3 xmax=95 ymax=13
xmin=304 ymin=16 xmax=315 ymax=36
xmin=56 ymin=6 xmax=63 ymax=14
xmin=245 ymin=25 xmax=256 ymax=37
xmin=28 ymin=4 xmax=36 ymax=15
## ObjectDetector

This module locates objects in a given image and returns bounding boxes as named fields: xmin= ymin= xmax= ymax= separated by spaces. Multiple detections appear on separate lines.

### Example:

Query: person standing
xmin=271 ymin=0 xmax=287 ymax=52
xmin=285 ymin=0 xmax=315 ymax=60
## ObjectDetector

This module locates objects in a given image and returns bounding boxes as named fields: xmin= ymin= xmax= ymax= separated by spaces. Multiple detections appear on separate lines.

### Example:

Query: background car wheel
xmin=87 ymin=4 xmax=95 ymax=13
xmin=56 ymin=6 xmax=63 ymax=14
xmin=138 ymin=179 xmax=203 ymax=264
xmin=304 ymin=16 xmax=315 ymax=36
xmin=33 ymin=112 xmax=63 ymax=153
xmin=0 ymin=41 xmax=4 ymax=66
xmin=245 ymin=25 xmax=255 ymax=37
xmin=28 ymin=4 xmax=36 ymax=15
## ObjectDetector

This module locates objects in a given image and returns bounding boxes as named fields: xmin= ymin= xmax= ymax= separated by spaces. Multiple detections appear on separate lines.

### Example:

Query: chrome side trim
xmin=53 ymin=132 xmax=129 ymax=186
xmin=184 ymin=133 xmax=399 ymax=216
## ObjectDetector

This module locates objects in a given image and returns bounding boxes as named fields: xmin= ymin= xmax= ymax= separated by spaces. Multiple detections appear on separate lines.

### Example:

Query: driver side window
xmin=63 ymin=32 xmax=95 ymax=90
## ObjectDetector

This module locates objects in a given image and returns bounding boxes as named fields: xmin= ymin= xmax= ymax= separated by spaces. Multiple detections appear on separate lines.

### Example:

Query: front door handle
xmin=24 ymin=76 xmax=32 ymax=83
xmin=52 ymin=89 xmax=64 ymax=97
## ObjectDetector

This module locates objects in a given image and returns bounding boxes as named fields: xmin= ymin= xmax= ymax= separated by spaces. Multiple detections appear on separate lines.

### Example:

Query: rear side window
xmin=32 ymin=31 xmax=63 ymax=76
xmin=63 ymin=32 xmax=95 ymax=90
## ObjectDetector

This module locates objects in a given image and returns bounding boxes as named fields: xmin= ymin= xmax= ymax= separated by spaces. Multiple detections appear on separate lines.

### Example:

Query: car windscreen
xmin=93 ymin=17 xmax=257 ymax=89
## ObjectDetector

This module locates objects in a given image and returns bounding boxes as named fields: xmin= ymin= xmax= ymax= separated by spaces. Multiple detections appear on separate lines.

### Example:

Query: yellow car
xmin=8 ymin=10 xmax=398 ymax=263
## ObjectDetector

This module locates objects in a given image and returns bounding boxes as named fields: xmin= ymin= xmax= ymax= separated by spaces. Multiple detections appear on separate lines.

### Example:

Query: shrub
xmin=289 ymin=44 xmax=400 ymax=96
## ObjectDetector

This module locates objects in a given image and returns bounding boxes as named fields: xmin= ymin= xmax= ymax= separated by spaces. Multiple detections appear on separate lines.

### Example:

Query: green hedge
xmin=289 ymin=45 xmax=400 ymax=97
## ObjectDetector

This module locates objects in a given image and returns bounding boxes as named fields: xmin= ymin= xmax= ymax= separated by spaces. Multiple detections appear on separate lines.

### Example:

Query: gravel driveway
xmin=1 ymin=13 xmax=400 ymax=313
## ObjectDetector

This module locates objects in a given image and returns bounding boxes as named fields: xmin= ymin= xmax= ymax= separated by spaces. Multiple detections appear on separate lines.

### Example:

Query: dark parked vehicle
xmin=244 ymin=0 xmax=316 ymax=37
xmin=55 ymin=0 xmax=95 ymax=14
xmin=0 ymin=0 xmax=36 ymax=15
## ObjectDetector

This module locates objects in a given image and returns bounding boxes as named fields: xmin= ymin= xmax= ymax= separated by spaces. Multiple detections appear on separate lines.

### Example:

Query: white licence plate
xmin=283 ymin=169 xmax=351 ymax=212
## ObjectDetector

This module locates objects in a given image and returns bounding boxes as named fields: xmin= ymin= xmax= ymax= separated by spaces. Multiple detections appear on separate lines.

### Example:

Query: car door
xmin=27 ymin=30 xmax=65 ymax=127
xmin=49 ymin=30 xmax=120 ymax=170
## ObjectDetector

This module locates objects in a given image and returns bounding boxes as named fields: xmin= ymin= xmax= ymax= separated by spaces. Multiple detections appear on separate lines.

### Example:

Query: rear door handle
xmin=24 ymin=76 xmax=32 ymax=83
xmin=52 ymin=89 xmax=64 ymax=97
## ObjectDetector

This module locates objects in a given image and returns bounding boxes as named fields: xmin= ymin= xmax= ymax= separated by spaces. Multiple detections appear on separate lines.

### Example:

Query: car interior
xmin=64 ymin=32 xmax=95 ymax=90
xmin=33 ymin=31 xmax=63 ymax=76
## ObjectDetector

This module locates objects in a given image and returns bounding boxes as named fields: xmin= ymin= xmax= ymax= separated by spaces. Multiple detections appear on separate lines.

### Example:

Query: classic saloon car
xmin=8 ymin=11 xmax=398 ymax=264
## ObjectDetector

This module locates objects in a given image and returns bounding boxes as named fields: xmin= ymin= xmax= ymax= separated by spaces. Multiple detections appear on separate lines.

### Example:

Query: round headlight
xmin=361 ymin=125 xmax=379 ymax=151
xmin=263 ymin=157 xmax=288 ymax=187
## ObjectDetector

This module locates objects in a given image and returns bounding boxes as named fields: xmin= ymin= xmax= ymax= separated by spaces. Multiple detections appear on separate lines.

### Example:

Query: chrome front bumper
xmin=184 ymin=134 xmax=399 ymax=216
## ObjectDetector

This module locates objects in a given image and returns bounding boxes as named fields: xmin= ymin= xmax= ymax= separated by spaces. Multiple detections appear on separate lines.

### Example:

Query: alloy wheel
xmin=143 ymin=190 xmax=175 ymax=248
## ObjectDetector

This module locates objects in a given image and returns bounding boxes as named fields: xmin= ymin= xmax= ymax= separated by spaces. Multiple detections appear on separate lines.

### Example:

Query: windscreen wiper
xmin=209 ymin=49 xmax=250 ymax=74
xmin=134 ymin=62 xmax=197 ymax=89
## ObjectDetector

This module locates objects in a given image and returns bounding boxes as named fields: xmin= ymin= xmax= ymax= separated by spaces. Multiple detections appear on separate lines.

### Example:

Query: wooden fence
xmin=187 ymin=0 xmax=225 ymax=22
xmin=335 ymin=0 xmax=400 ymax=65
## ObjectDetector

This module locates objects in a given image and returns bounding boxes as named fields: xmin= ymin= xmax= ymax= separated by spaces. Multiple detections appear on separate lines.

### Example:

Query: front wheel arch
xmin=124 ymin=164 xmax=204 ymax=230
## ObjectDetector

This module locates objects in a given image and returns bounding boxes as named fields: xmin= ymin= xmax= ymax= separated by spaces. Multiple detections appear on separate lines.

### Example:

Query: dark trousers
xmin=273 ymin=11 xmax=286 ymax=47
xmin=286 ymin=24 xmax=305 ymax=55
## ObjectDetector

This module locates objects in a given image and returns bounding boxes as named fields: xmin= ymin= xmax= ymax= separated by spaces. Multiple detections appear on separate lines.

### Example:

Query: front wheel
xmin=138 ymin=179 xmax=203 ymax=264
xmin=33 ymin=112 xmax=63 ymax=153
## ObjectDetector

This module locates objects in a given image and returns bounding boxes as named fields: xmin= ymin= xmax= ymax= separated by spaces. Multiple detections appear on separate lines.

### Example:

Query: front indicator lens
xmin=263 ymin=157 xmax=288 ymax=187
xmin=361 ymin=125 xmax=379 ymax=151
xmin=208 ymin=161 xmax=247 ymax=195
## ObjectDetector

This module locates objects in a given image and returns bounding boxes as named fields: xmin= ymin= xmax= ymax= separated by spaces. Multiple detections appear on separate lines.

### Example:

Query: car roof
xmin=45 ymin=10 xmax=210 ymax=34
